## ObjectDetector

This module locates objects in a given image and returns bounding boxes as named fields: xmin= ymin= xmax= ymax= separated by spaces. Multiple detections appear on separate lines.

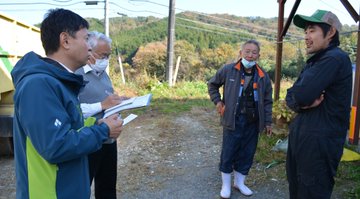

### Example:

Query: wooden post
xmin=117 ymin=56 xmax=126 ymax=84
xmin=173 ymin=56 xmax=181 ymax=85
xmin=274 ymin=0 xmax=285 ymax=101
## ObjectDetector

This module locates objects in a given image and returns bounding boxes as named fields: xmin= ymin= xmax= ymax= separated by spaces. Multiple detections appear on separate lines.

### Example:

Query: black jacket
xmin=208 ymin=59 xmax=273 ymax=131
xmin=286 ymin=44 xmax=352 ymax=136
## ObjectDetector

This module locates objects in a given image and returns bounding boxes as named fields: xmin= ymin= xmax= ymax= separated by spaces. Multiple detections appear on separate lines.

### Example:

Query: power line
xmin=0 ymin=1 xmax=91 ymax=7
xmin=176 ymin=23 xmax=253 ymax=39
xmin=0 ymin=7 xmax=102 ymax=12
xmin=129 ymin=0 xmax=291 ymax=35
xmin=110 ymin=1 xmax=166 ymax=16
xmin=130 ymin=0 xmax=278 ymax=33
xmin=115 ymin=1 xmax=277 ymax=39
xmin=129 ymin=0 xmax=168 ymax=8
xmin=128 ymin=0 xmax=303 ymax=39
xmin=177 ymin=22 xmax=303 ymax=45
xmin=176 ymin=15 xmax=305 ymax=41
xmin=276 ymin=30 xmax=359 ymax=44
xmin=128 ymin=0 xmax=168 ymax=8
xmin=319 ymin=0 xmax=350 ymax=16
xmin=2 ymin=0 xmax=349 ymax=43
xmin=113 ymin=1 xmax=303 ymax=42
xmin=1 ymin=0 xmax=302 ymax=39
xmin=177 ymin=18 xmax=277 ymax=41
xmin=52 ymin=0 xmax=74 ymax=2
xmin=111 ymin=4 xmax=280 ymax=41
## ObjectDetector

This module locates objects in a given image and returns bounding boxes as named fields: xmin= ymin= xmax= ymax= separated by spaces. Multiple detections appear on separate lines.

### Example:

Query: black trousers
xmin=88 ymin=141 xmax=118 ymax=199
xmin=220 ymin=114 xmax=259 ymax=174
xmin=286 ymin=127 xmax=345 ymax=199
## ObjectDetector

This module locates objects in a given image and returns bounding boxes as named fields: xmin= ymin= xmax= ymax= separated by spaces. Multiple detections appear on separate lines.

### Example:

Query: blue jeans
xmin=219 ymin=114 xmax=259 ymax=174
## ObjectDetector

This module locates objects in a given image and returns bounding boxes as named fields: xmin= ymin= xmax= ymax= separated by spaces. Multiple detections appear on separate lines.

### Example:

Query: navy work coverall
xmin=286 ymin=44 xmax=352 ymax=199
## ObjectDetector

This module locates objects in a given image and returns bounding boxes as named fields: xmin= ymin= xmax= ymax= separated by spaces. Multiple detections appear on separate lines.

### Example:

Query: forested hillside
xmin=87 ymin=11 xmax=357 ymax=82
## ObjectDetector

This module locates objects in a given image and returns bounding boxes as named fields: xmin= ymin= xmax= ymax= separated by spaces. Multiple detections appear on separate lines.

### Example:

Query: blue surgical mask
xmin=241 ymin=58 xmax=256 ymax=69
xmin=90 ymin=58 xmax=109 ymax=73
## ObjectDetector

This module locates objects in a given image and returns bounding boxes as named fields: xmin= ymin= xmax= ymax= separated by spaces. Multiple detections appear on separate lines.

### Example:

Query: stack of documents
xmin=103 ymin=93 xmax=152 ymax=118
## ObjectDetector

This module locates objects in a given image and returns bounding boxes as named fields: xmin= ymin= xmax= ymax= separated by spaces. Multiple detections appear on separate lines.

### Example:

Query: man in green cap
xmin=286 ymin=10 xmax=352 ymax=199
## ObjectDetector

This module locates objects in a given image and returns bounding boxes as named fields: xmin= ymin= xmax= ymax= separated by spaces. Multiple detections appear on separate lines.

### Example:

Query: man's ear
xmin=326 ymin=26 xmax=337 ymax=40
xmin=59 ymin=32 xmax=70 ymax=50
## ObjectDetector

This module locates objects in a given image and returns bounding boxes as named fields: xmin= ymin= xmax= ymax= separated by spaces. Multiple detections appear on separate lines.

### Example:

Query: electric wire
xmin=110 ymin=1 xmax=166 ymax=17
xmin=1 ymin=0 xmax=356 ymax=45
xmin=0 ymin=1 xmax=90 ymax=7
xmin=128 ymin=0 xmax=303 ymax=39
xmin=52 ymin=0 xmax=74 ymax=2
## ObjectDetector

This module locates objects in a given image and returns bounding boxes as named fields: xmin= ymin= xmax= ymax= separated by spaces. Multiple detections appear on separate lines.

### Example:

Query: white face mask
xmin=241 ymin=58 xmax=256 ymax=69
xmin=90 ymin=58 xmax=109 ymax=73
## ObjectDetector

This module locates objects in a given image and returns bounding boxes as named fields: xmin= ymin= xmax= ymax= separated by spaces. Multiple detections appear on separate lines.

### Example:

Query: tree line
xmin=87 ymin=12 xmax=358 ymax=83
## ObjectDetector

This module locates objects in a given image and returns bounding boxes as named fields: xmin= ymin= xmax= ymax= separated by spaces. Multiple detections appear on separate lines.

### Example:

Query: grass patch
xmin=255 ymin=133 xmax=287 ymax=164
xmin=151 ymin=98 xmax=212 ymax=114
xmin=116 ymin=81 xmax=213 ymax=115
xmin=336 ymin=161 xmax=360 ymax=199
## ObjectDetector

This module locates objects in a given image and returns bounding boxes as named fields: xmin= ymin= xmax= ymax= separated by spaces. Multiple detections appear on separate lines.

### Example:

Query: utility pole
xmin=104 ymin=0 xmax=109 ymax=74
xmin=166 ymin=0 xmax=175 ymax=87
xmin=104 ymin=0 xmax=109 ymax=37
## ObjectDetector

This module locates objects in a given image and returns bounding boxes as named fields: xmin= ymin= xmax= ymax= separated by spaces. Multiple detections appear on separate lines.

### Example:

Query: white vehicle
xmin=0 ymin=13 xmax=44 ymax=155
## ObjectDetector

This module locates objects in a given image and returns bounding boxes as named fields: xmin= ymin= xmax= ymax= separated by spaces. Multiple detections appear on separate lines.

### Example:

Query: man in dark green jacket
xmin=286 ymin=10 xmax=352 ymax=199
xmin=208 ymin=39 xmax=273 ymax=198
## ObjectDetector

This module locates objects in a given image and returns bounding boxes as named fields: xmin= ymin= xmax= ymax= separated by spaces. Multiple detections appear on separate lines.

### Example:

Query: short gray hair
xmin=241 ymin=39 xmax=260 ymax=52
xmin=88 ymin=31 xmax=112 ymax=49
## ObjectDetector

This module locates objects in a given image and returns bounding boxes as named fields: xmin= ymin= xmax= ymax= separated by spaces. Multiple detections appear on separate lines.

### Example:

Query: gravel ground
xmin=104 ymin=107 xmax=288 ymax=199
xmin=0 ymin=107 xmax=354 ymax=199
xmin=0 ymin=156 xmax=15 ymax=199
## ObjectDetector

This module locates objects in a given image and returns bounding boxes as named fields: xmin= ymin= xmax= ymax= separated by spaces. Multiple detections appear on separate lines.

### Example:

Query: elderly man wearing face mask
xmin=76 ymin=31 xmax=126 ymax=199
xmin=208 ymin=39 xmax=273 ymax=198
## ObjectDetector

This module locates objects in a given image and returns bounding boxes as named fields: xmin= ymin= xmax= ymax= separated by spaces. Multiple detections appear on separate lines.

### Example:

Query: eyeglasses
xmin=92 ymin=51 xmax=111 ymax=59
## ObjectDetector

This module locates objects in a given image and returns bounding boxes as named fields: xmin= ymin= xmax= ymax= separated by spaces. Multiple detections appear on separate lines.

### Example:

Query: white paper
xmin=104 ymin=97 xmax=135 ymax=114
xmin=122 ymin=114 xmax=138 ymax=126
xmin=103 ymin=93 xmax=152 ymax=118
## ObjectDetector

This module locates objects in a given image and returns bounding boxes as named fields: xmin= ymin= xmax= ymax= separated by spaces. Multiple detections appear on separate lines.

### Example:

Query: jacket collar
xmin=234 ymin=59 xmax=265 ymax=78
xmin=306 ymin=43 xmax=337 ymax=64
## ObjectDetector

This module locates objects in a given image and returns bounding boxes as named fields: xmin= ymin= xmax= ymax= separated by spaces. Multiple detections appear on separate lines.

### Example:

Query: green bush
xmin=272 ymin=100 xmax=296 ymax=127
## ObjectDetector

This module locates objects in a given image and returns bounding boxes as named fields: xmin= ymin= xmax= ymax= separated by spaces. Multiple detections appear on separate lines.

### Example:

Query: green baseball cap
xmin=293 ymin=10 xmax=342 ymax=31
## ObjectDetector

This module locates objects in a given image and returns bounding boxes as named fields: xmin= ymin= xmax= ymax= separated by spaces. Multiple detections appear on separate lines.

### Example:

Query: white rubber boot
xmin=234 ymin=171 xmax=253 ymax=196
xmin=220 ymin=172 xmax=231 ymax=199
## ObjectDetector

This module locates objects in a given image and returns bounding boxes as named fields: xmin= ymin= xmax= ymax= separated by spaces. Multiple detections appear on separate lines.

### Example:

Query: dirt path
xmin=0 ymin=107 xmax=352 ymax=199
xmin=113 ymin=107 xmax=289 ymax=199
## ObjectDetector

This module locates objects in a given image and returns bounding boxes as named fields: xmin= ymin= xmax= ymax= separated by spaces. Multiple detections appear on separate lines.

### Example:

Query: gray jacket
xmin=208 ymin=60 xmax=273 ymax=131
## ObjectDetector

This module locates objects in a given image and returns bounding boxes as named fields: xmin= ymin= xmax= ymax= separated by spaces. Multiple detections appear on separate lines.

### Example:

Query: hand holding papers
xmin=102 ymin=90 xmax=124 ymax=110
xmin=103 ymin=93 xmax=152 ymax=118
xmin=104 ymin=97 xmax=135 ymax=115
